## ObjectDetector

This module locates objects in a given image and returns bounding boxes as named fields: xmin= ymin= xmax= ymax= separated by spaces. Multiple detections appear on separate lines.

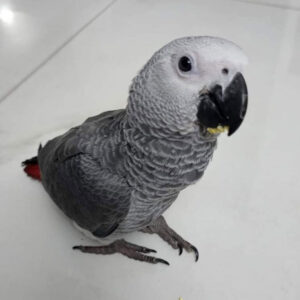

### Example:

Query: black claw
xmin=191 ymin=246 xmax=199 ymax=262
xmin=178 ymin=245 xmax=183 ymax=256
xmin=156 ymin=258 xmax=170 ymax=266
xmin=73 ymin=245 xmax=81 ymax=250
xmin=142 ymin=247 xmax=157 ymax=254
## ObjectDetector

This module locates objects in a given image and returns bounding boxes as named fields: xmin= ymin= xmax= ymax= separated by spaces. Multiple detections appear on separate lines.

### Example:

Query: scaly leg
xmin=73 ymin=239 xmax=169 ymax=265
xmin=141 ymin=216 xmax=199 ymax=261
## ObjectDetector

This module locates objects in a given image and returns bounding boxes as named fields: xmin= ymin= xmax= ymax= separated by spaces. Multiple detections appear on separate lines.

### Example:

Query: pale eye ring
xmin=178 ymin=56 xmax=192 ymax=72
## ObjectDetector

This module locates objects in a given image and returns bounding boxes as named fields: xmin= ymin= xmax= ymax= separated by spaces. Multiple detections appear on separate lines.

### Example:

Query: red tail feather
xmin=24 ymin=164 xmax=41 ymax=180
xmin=23 ymin=157 xmax=41 ymax=181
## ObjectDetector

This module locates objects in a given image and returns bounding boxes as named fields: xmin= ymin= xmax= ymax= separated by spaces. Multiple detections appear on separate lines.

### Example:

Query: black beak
xmin=197 ymin=72 xmax=248 ymax=136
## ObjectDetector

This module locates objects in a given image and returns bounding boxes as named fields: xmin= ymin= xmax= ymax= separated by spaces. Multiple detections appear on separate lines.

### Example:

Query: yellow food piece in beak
xmin=207 ymin=126 xmax=229 ymax=134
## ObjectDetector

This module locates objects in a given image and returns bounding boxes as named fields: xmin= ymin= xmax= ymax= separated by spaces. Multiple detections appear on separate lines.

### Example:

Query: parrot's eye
xmin=222 ymin=68 xmax=229 ymax=75
xmin=178 ymin=56 xmax=192 ymax=72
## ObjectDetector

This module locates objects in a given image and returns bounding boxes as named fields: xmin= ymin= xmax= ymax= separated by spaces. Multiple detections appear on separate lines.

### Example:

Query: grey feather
xmin=38 ymin=107 xmax=216 ymax=235
xmin=36 ymin=36 xmax=247 ymax=237
xmin=38 ymin=110 xmax=131 ymax=236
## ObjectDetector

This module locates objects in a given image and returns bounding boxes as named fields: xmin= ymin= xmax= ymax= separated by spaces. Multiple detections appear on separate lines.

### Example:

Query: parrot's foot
xmin=141 ymin=216 xmax=199 ymax=262
xmin=73 ymin=239 xmax=169 ymax=266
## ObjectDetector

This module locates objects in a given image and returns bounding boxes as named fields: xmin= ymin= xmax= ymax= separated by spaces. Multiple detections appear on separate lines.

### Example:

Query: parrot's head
xmin=127 ymin=36 xmax=248 ymax=136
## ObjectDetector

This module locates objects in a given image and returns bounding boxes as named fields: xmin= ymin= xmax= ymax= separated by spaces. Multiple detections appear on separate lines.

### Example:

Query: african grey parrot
xmin=22 ymin=36 xmax=248 ymax=265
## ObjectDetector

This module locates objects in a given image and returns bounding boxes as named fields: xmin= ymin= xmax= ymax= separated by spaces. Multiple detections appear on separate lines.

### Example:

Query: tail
xmin=22 ymin=156 xmax=41 ymax=181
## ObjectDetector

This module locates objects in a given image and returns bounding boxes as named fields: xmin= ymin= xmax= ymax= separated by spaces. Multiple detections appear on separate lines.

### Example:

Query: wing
xmin=38 ymin=109 xmax=131 ymax=237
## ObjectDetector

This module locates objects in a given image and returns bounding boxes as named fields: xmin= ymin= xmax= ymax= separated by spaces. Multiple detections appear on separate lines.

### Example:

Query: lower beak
xmin=196 ymin=72 xmax=248 ymax=136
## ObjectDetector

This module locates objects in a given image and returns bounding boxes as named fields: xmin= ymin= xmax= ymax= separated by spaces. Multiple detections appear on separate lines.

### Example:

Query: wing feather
xmin=38 ymin=109 xmax=131 ymax=237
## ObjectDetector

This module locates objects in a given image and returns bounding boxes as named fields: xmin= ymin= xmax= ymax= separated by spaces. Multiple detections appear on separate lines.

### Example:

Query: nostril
xmin=222 ymin=68 xmax=229 ymax=75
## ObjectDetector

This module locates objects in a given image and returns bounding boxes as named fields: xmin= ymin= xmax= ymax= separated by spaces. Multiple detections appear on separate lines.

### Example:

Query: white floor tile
xmin=0 ymin=0 xmax=299 ymax=299
xmin=0 ymin=0 xmax=114 ymax=100
xmin=236 ymin=0 xmax=300 ymax=10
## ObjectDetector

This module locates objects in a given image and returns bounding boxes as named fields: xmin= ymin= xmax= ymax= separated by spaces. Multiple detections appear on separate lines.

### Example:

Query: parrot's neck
xmin=122 ymin=110 xmax=218 ymax=184
xmin=126 ymin=93 xmax=215 ymax=141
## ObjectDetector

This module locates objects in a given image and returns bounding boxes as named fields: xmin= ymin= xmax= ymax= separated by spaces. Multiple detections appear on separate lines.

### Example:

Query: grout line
xmin=234 ymin=0 xmax=300 ymax=11
xmin=0 ymin=0 xmax=118 ymax=104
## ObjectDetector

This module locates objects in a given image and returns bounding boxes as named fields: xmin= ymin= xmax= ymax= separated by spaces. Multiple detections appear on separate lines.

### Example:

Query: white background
xmin=0 ymin=0 xmax=299 ymax=299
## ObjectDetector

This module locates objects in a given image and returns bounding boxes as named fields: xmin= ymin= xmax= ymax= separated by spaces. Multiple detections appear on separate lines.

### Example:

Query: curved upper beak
xmin=197 ymin=72 xmax=248 ymax=136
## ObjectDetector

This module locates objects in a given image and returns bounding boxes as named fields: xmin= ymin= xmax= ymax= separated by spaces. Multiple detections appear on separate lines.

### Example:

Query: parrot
xmin=22 ymin=36 xmax=248 ymax=265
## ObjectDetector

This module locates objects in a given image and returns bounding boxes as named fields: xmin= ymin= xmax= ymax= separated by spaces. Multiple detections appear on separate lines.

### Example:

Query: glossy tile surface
xmin=0 ymin=0 xmax=299 ymax=299
xmin=0 ymin=0 xmax=114 ymax=100
xmin=236 ymin=0 xmax=300 ymax=10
